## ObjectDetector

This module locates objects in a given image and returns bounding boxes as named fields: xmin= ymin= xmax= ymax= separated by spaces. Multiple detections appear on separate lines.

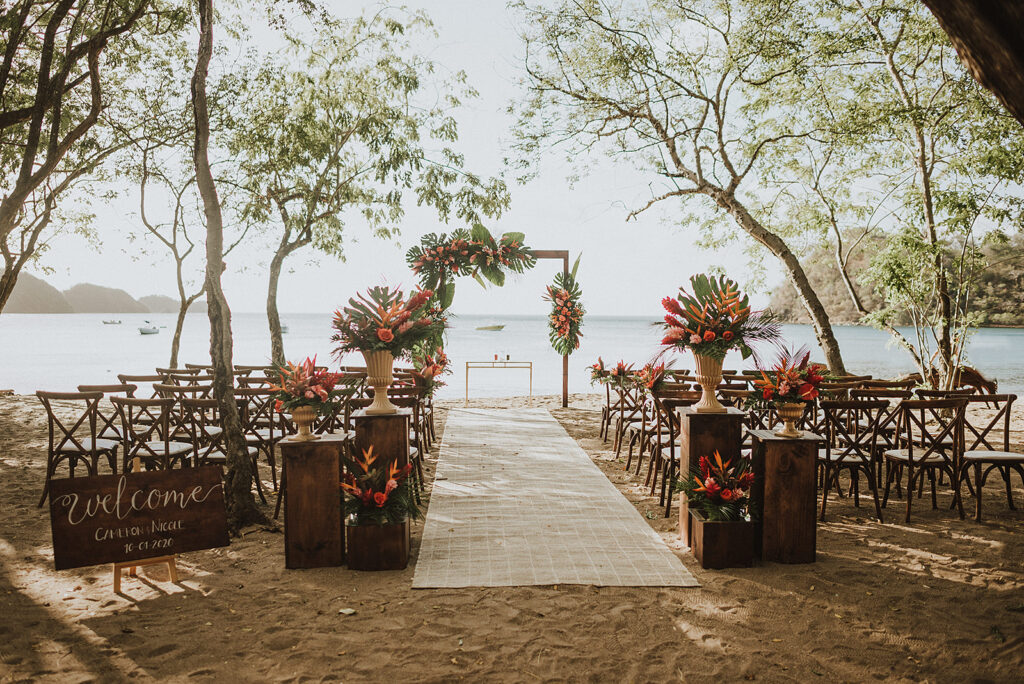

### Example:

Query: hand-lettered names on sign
xmin=48 ymin=466 xmax=230 ymax=570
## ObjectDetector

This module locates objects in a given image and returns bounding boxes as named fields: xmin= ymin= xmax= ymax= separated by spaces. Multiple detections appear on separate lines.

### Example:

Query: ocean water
xmin=1 ymin=312 xmax=1022 ymax=399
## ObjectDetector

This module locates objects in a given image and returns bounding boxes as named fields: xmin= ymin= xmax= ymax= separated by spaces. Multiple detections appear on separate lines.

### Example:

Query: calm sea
xmin=1 ymin=313 xmax=1022 ymax=399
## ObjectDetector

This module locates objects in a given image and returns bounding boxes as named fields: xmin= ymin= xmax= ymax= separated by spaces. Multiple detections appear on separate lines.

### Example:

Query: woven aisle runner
xmin=412 ymin=408 xmax=698 ymax=588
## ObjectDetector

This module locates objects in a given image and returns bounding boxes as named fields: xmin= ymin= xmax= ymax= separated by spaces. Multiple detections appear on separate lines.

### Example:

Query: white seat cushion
xmin=963 ymin=450 xmax=1024 ymax=462
xmin=142 ymin=441 xmax=193 ymax=456
xmin=60 ymin=438 xmax=119 ymax=453
xmin=883 ymin=449 xmax=946 ymax=463
xmin=818 ymin=448 xmax=868 ymax=463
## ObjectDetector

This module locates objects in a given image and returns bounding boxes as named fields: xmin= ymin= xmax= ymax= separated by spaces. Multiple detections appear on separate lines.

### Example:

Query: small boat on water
xmin=476 ymin=324 xmax=505 ymax=331
xmin=138 ymin=321 xmax=159 ymax=335
xmin=281 ymin=324 xmax=289 ymax=334
xmin=102 ymin=319 xmax=122 ymax=325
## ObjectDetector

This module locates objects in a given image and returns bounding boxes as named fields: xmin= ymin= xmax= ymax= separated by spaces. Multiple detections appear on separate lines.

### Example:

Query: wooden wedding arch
xmin=530 ymin=249 xmax=571 ymax=408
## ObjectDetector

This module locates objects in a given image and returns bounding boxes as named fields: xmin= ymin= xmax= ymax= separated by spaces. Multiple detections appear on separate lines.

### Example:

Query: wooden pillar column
xmin=280 ymin=433 xmax=350 ymax=569
xmin=677 ymin=407 xmax=746 ymax=546
xmin=350 ymin=408 xmax=412 ymax=468
xmin=748 ymin=431 xmax=821 ymax=564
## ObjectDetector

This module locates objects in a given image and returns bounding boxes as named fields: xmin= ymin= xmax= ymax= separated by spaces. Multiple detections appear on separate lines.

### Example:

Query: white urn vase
xmin=362 ymin=349 xmax=398 ymax=415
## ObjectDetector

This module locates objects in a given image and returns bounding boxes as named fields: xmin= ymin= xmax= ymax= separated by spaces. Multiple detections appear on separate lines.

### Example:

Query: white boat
xmin=281 ymin=324 xmax=289 ymax=334
xmin=102 ymin=319 xmax=122 ymax=325
xmin=138 ymin=321 xmax=159 ymax=335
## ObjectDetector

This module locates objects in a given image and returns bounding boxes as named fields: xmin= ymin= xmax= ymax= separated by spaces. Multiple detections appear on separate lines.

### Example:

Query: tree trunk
xmin=711 ymin=189 xmax=849 ymax=374
xmin=0 ymin=268 xmax=18 ymax=313
xmin=169 ymin=300 xmax=188 ymax=368
xmin=921 ymin=0 xmax=1024 ymax=128
xmin=191 ymin=0 xmax=265 ymax=530
xmin=267 ymin=248 xmax=286 ymax=367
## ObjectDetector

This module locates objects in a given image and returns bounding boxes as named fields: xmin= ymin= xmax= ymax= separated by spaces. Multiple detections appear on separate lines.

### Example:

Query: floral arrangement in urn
xmin=341 ymin=446 xmax=420 ymax=526
xmin=331 ymin=286 xmax=442 ymax=358
xmin=332 ymin=285 xmax=444 ymax=414
xmin=677 ymin=451 xmax=755 ymax=521
xmin=660 ymin=274 xmax=779 ymax=360
xmin=269 ymin=356 xmax=349 ymax=440
xmin=751 ymin=348 xmax=828 ymax=437
xmin=660 ymin=274 xmax=779 ymax=412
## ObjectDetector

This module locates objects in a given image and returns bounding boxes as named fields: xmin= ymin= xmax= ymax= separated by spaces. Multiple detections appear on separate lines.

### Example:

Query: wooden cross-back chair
xmin=78 ymin=384 xmax=137 ymax=442
xmin=622 ymin=389 xmax=658 ymax=476
xmin=862 ymin=379 xmax=916 ymax=390
xmin=178 ymin=397 xmax=265 ymax=503
xmin=882 ymin=398 xmax=966 ymax=522
xmin=234 ymin=388 xmax=286 ymax=491
xmin=156 ymin=367 xmax=201 ymax=380
xmin=958 ymin=394 xmax=1023 ymax=521
xmin=110 ymin=397 xmax=191 ymax=473
xmin=915 ymin=389 xmax=974 ymax=399
xmin=161 ymin=372 xmax=212 ymax=385
xmin=851 ymin=388 xmax=913 ymax=485
xmin=656 ymin=393 xmax=704 ymax=518
xmin=236 ymin=375 xmax=273 ymax=388
xmin=117 ymin=374 xmax=165 ymax=398
xmin=818 ymin=399 xmax=889 ymax=522
xmin=613 ymin=382 xmax=645 ymax=456
xmin=36 ymin=391 xmax=118 ymax=506
xmin=184 ymin=362 xmax=213 ymax=371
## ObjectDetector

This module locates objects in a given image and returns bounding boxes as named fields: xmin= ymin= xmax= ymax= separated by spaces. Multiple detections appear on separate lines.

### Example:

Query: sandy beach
xmin=1 ymin=392 xmax=1022 ymax=682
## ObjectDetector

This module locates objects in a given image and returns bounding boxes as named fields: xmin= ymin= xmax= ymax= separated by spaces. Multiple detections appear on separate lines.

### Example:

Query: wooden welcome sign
xmin=48 ymin=466 xmax=230 ymax=570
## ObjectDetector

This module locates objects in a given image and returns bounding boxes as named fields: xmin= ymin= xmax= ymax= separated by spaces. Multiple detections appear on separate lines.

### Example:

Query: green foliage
xmin=228 ymin=11 xmax=510 ymax=262
xmin=405 ymin=223 xmax=536 ymax=352
xmin=543 ymin=268 xmax=584 ymax=356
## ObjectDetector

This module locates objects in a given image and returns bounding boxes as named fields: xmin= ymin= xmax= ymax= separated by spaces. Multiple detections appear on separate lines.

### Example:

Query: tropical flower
xmin=543 ymin=267 xmax=584 ymax=356
xmin=676 ymin=450 xmax=755 ymax=521
xmin=659 ymin=273 xmax=780 ymax=362
xmin=331 ymin=285 xmax=443 ymax=359
xmin=341 ymin=446 xmax=420 ymax=525
xmin=751 ymin=347 xmax=830 ymax=407
xmin=269 ymin=356 xmax=351 ymax=414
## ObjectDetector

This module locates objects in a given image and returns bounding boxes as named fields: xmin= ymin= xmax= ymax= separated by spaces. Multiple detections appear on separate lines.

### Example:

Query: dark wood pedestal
xmin=749 ymin=430 xmax=822 ymax=564
xmin=281 ymin=433 xmax=350 ymax=569
xmin=346 ymin=520 xmax=411 ymax=571
xmin=678 ymin=407 xmax=746 ymax=546
xmin=351 ymin=408 xmax=411 ymax=468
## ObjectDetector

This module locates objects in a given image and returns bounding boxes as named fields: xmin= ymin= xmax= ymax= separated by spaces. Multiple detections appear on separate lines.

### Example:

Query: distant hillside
xmin=138 ymin=295 xmax=207 ymax=314
xmin=3 ymin=272 xmax=73 ymax=313
xmin=2 ymin=273 xmax=211 ymax=314
xmin=769 ymin=233 xmax=1024 ymax=327
xmin=63 ymin=283 xmax=149 ymax=313
xmin=767 ymin=241 xmax=886 ymax=325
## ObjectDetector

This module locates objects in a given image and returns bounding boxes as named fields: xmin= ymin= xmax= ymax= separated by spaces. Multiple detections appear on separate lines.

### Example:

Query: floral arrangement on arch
xmin=411 ymin=347 xmax=450 ymax=395
xmin=331 ymin=285 xmax=443 ymax=359
xmin=406 ymin=224 xmax=537 ymax=310
xmin=269 ymin=356 xmax=351 ymax=414
xmin=752 ymin=348 xmax=828 ymax=405
xmin=661 ymin=274 xmax=779 ymax=361
xmin=341 ymin=446 xmax=421 ymax=526
xmin=676 ymin=451 xmax=755 ymax=521
xmin=543 ymin=258 xmax=584 ymax=356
